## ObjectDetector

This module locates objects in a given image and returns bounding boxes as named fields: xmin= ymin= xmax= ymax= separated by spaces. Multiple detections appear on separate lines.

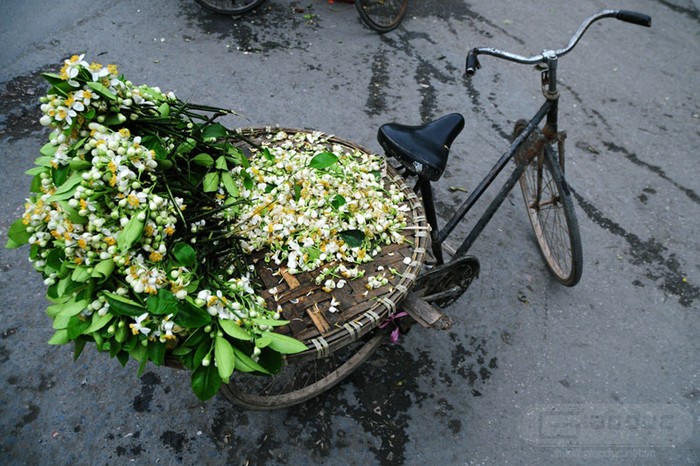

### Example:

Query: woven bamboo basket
xmin=232 ymin=127 xmax=429 ymax=363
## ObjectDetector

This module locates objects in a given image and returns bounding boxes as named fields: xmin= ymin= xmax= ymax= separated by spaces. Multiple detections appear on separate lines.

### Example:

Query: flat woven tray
xmin=235 ymin=127 xmax=429 ymax=363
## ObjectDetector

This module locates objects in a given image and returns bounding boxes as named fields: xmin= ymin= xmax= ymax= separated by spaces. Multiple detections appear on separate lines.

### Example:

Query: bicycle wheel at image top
xmin=518 ymin=140 xmax=583 ymax=287
xmin=194 ymin=0 xmax=266 ymax=15
xmin=220 ymin=331 xmax=387 ymax=410
xmin=355 ymin=0 xmax=408 ymax=33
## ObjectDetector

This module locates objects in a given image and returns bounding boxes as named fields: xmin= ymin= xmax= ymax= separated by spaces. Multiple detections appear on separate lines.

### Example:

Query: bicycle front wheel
xmin=194 ymin=0 xmax=266 ymax=15
xmin=519 ymin=144 xmax=582 ymax=286
xmin=355 ymin=0 xmax=408 ymax=33
xmin=220 ymin=331 xmax=387 ymax=410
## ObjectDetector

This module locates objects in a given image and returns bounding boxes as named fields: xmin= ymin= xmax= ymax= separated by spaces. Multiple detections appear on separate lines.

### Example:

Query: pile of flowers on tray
xmin=6 ymin=55 xmax=408 ymax=401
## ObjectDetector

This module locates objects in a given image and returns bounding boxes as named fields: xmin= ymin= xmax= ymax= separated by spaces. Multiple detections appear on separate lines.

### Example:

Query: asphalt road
xmin=1 ymin=0 xmax=698 ymax=465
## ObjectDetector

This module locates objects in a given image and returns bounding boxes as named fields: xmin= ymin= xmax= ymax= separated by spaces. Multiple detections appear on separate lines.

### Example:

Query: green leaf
xmin=309 ymin=151 xmax=339 ymax=169
xmin=49 ymin=81 xmax=74 ymax=98
xmin=174 ymin=299 xmax=211 ymax=329
xmin=25 ymin=166 xmax=48 ymax=176
xmin=47 ymin=298 xmax=88 ymax=318
xmin=52 ymin=314 xmax=71 ymax=330
xmin=219 ymin=319 xmax=252 ymax=341
xmin=307 ymin=247 xmax=321 ymax=263
xmin=68 ymin=159 xmax=92 ymax=171
xmin=242 ymin=171 xmax=253 ymax=190
xmin=215 ymin=156 xmax=228 ymax=170
xmin=67 ymin=315 xmax=91 ymax=340
xmin=52 ymin=164 xmax=70 ymax=187
xmin=141 ymin=135 xmax=168 ymax=160
xmin=265 ymin=332 xmax=308 ymax=354
xmin=57 ymin=200 xmax=87 ymax=225
xmin=172 ymin=242 xmax=196 ymax=267
xmin=215 ymin=336 xmax=235 ymax=381
xmin=193 ymin=339 xmax=211 ymax=368
xmin=91 ymin=259 xmax=115 ymax=282
xmin=104 ymin=292 xmax=147 ymax=317
xmin=42 ymin=72 xmax=65 ymax=86
xmin=109 ymin=340 xmax=122 ymax=358
xmin=102 ymin=113 xmax=123 ymax=126
xmin=202 ymin=172 xmax=220 ymax=192
xmin=146 ymin=289 xmax=180 ymax=316
xmin=221 ymin=171 xmax=239 ymax=197
xmin=170 ymin=346 xmax=193 ymax=356
xmin=114 ymin=323 xmax=129 ymax=343
xmin=258 ymin=347 xmax=284 ymax=374
xmin=176 ymin=138 xmax=197 ymax=155
xmin=158 ymin=103 xmax=170 ymax=117
xmin=251 ymin=318 xmax=290 ymax=327
xmin=73 ymin=338 xmax=88 ymax=361
xmin=191 ymin=363 xmax=222 ymax=401
xmin=192 ymin=153 xmax=214 ymax=167
xmin=116 ymin=350 xmax=129 ymax=367
xmin=201 ymin=123 xmax=227 ymax=141
xmin=255 ymin=333 xmax=272 ymax=348
xmin=293 ymin=183 xmax=302 ymax=202
xmin=71 ymin=266 xmax=91 ymax=283
xmin=117 ymin=214 xmax=145 ymax=252
xmin=262 ymin=147 xmax=275 ymax=161
xmin=149 ymin=341 xmax=167 ymax=366
xmin=86 ymin=81 xmax=117 ymax=101
xmin=231 ymin=346 xmax=270 ymax=374
xmin=133 ymin=345 xmax=149 ymax=376
xmin=39 ymin=142 xmax=58 ymax=157
xmin=34 ymin=156 xmax=54 ymax=167
xmin=48 ymin=329 xmax=70 ymax=345
xmin=339 ymin=229 xmax=365 ymax=248
xmin=47 ymin=173 xmax=83 ymax=202
xmin=331 ymin=194 xmax=346 ymax=210
xmin=85 ymin=312 xmax=114 ymax=334
xmin=5 ymin=218 xmax=30 ymax=249
xmin=45 ymin=248 xmax=65 ymax=272
xmin=56 ymin=275 xmax=80 ymax=298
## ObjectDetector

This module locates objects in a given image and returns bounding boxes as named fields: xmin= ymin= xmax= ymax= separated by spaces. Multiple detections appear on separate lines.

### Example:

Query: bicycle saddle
xmin=378 ymin=113 xmax=465 ymax=181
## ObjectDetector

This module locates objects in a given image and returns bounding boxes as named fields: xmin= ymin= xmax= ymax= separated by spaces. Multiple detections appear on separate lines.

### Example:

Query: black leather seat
xmin=377 ymin=113 xmax=465 ymax=181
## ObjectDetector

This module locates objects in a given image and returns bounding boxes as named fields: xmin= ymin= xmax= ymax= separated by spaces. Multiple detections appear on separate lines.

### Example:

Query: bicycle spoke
xmin=518 ymin=146 xmax=580 ymax=284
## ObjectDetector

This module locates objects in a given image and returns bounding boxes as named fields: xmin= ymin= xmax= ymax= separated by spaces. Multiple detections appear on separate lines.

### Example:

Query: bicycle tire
xmin=516 ymin=126 xmax=582 ymax=286
xmin=194 ymin=0 xmax=266 ymax=15
xmin=355 ymin=0 xmax=408 ymax=33
xmin=220 ymin=331 xmax=387 ymax=410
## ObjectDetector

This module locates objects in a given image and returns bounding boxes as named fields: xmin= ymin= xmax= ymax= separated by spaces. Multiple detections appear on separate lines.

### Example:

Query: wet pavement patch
xmin=572 ymin=188 xmax=699 ymax=307
xmin=0 ymin=69 xmax=48 ymax=141
xmin=182 ymin=0 xmax=318 ymax=54
xmin=133 ymin=371 xmax=162 ymax=413
xmin=13 ymin=403 xmax=40 ymax=434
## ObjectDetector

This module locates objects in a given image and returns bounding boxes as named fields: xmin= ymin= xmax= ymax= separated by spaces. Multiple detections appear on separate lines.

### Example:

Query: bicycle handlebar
xmin=466 ymin=9 xmax=651 ymax=77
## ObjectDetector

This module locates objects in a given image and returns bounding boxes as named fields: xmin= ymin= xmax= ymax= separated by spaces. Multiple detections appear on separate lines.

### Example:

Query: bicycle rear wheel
xmin=518 ymin=136 xmax=582 ymax=286
xmin=194 ymin=0 xmax=266 ymax=15
xmin=355 ymin=0 xmax=408 ymax=33
xmin=220 ymin=331 xmax=387 ymax=410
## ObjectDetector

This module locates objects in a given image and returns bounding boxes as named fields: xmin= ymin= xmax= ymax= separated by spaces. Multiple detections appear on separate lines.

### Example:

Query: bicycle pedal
xmin=400 ymin=291 xmax=453 ymax=330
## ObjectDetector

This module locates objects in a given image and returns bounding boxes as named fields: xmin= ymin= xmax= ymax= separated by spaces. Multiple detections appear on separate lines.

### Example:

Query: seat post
xmin=419 ymin=180 xmax=444 ymax=264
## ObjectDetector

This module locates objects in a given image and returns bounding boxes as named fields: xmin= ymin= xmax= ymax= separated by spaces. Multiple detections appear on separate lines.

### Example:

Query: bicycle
xmin=190 ymin=9 xmax=652 ymax=410
xmin=193 ymin=0 xmax=408 ymax=33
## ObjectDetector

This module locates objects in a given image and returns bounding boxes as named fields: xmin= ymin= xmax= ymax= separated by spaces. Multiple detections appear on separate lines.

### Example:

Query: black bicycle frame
xmin=423 ymin=58 xmax=560 ymax=265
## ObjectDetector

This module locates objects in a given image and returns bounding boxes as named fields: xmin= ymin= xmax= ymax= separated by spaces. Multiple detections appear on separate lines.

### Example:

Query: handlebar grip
xmin=465 ymin=49 xmax=480 ymax=77
xmin=615 ymin=10 xmax=652 ymax=27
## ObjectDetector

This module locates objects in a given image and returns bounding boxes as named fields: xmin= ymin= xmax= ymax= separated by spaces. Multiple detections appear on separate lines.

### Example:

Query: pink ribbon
xmin=379 ymin=311 xmax=409 ymax=343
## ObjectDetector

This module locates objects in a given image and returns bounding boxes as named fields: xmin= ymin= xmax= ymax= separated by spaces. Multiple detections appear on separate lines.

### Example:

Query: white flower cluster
xmin=129 ymin=312 xmax=184 ymax=343
xmin=234 ymin=131 xmax=408 ymax=274
xmin=22 ymin=126 xmax=180 ymax=283
xmin=195 ymin=275 xmax=271 ymax=323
